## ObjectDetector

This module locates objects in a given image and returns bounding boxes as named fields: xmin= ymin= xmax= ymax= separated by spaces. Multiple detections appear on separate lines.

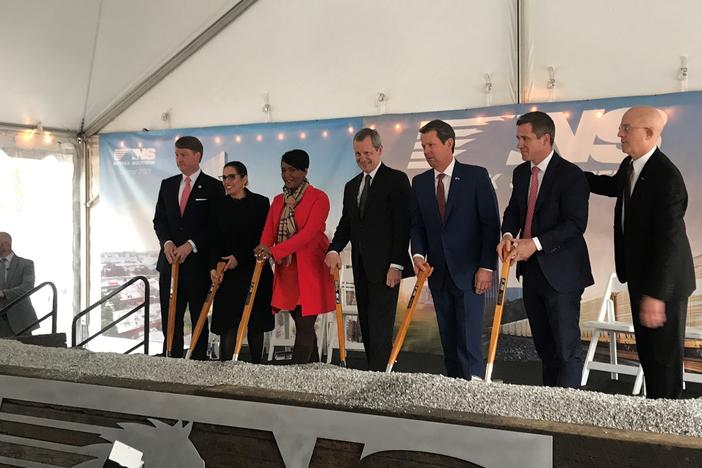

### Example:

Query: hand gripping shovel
xmin=385 ymin=266 xmax=433 ymax=373
xmin=233 ymin=259 xmax=265 ymax=361
xmin=186 ymin=261 xmax=226 ymax=359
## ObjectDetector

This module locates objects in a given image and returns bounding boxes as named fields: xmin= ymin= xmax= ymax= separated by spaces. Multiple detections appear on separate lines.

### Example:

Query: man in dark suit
xmin=411 ymin=120 xmax=500 ymax=380
xmin=498 ymin=111 xmax=593 ymax=388
xmin=0 ymin=232 xmax=39 ymax=337
xmin=585 ymin=106 xmax=695 ymax=399
xmin=326 ymin=128 xmax=414 ymax=371
xmin=153 ymin=136 xmax=223 ymax=359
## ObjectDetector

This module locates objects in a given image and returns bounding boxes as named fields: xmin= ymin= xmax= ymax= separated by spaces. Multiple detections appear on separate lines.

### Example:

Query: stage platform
xmin=0 ymin=339 xmax=701 ymax=467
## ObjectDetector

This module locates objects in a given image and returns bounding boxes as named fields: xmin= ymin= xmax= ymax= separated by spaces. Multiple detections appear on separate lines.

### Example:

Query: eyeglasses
xmin=219 ymin=174 xmax=240 ymax=181
xmin=618 ymin=125 xmax=649 ymax=134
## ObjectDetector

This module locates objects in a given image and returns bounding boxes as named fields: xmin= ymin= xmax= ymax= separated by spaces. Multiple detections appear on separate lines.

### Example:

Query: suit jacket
xmin=411 ymin=161 xmax=500 ymax=291
xmin=260 ymin=185 xmax=336 ymax=316
xmin=0 ymin=254 xmax=39 ymax=334
xmin=502 ymin=153 xmax=593 ymax=293
xmin=586 ymin=148 xmax=694 ymax=300
xmin=153 ymin=171 xmax=223 ymax=276
xmin=328 ymin=163 xmax=414 ymax=283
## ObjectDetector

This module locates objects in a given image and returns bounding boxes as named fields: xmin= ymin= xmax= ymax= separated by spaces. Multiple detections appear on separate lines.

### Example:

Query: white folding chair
xmin=266 ymin=310 xmax=327 ymax=362
xmin=684 ymin=327 xmax=702 ymax=386
xmin=581 ymin=273 xmax=644 ymax=395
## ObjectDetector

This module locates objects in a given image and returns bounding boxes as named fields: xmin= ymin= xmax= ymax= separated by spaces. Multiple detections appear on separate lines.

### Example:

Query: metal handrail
xmin=0 ymin=281 xmax=58 ymax=336
xmin=72 ymin=276 xmax=150 ymax=354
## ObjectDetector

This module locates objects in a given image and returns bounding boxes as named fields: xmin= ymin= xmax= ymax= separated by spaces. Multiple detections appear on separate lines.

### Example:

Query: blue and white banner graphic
xmin=99 ymin=92 xmax=701 ymax=354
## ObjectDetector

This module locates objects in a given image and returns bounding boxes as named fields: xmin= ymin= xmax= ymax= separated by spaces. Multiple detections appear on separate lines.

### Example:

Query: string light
xmin=531 ymin=106 xmax=538 ymax=112
xmin=322 ymin=130 xmax=328 ymax=138
xmin=235 ymin=135 xmax=242 ymax=143
xmin=299 ymin=132 xmax=307 ymax=140
xmin=214 ymin=136 xmax=222 ymax=145
xmin=394 ymin=123 xmax=402 ymax=131
xmin=596 ymin=111 xmax=604 ymax=118
xmin=277 ymin=132 xmax=285 ymax=141
xmin=43 ymin=132 xmax=52 ymax=144
xmin=369 ymin=124 xmax=376 ymax=130
xmin=563 ymin=112 xmax=570 ymax=119
xmin=256 ymin=134 xmax=263 ymax=142
xmin=119 ymin=141 xmax=125 ymax=148
xmin=347 ymin=126 xmax=354 ymax=134
xmin=21 ymin=130 xmax=34 ymax=142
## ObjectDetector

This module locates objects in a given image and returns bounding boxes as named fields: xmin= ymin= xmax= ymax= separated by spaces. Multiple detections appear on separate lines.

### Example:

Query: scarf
xmin=276 ymin=179 xmax=309 ymax=264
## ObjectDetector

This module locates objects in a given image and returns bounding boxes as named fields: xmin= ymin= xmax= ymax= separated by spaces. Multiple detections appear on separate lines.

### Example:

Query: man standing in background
xmin=0 ymin=232 xmax=39 ymax=337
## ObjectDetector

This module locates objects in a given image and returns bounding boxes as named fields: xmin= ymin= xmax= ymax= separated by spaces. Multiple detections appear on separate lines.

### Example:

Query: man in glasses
xmin=585 ymin=106 xmax=694 ymax=399
xmin=153 ymin=136 xmax=223 ymax=359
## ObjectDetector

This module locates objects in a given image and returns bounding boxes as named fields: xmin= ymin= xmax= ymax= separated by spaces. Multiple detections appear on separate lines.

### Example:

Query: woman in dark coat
xmin=210 ymin=161 xmax=274 ymax=362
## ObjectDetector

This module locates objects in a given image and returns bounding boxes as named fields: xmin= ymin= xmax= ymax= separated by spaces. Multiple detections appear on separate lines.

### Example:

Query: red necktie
xmin=436 ymin=173 xmax=446 ymax=222
xmin=523 ymin=166 xmax=540 ymax=238
xmin=179 ymin=176 xmax=191 ymax=216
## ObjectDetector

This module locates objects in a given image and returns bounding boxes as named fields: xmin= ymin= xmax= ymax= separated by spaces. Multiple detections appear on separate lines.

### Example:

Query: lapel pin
xmin=198 ymin=185 xmax=202 ymax=189
xmin=455 ymin=176 xmax=460 ymax=181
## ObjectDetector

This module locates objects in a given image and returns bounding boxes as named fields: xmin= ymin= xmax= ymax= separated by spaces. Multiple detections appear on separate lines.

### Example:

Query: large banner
xmin=99 ymin=92 xmax=701 ymax=355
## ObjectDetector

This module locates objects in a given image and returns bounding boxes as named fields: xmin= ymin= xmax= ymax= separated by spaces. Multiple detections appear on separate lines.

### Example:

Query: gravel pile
xmin=0 ymin=340 xmax=700 ymax=438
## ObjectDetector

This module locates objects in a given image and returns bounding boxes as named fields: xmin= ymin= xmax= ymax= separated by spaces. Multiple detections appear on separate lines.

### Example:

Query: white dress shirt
xmin=332 ymin=164 xmax=403 ymax=271
xmin=622 ymin=145 xmax=656 ymax=230
xmin=166 ymin=169 xmax=201 ymax=252
xmin=504 ymin=150 xmax=554 ymax=251
xmin=356 ymin=164 xmax=381 ymax=204
xmin=433 ymin=158 xmax=456 ymax=201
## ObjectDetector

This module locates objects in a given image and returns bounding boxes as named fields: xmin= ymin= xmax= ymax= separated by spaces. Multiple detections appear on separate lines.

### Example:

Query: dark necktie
xmin=0 ymin=258 xmax=7 ymax=290
xmin=359 ymin=174 xmax=371 ymax=218
xmin=436 ymin=173 xmax=446 ymax=222
xmin=622 ymin=160 xmax=634 ymax=231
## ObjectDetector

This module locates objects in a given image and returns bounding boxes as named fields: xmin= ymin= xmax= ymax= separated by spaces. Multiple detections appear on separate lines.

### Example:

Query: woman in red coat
xmin=255 ymin=149 xmax=335 ymax=364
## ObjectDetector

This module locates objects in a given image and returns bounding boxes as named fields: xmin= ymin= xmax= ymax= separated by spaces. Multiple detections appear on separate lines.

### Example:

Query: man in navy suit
xmin=153 ymin=136 xmax=223 ymax=359
xmin=411 ymin=120 xmax=500 ymax=380
xmin=498 ymin=111 xmax=593 ymax=388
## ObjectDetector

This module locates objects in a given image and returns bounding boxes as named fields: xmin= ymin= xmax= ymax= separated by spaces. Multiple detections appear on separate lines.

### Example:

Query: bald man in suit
xmin=585 ymin=106 xmax=695 ymax=399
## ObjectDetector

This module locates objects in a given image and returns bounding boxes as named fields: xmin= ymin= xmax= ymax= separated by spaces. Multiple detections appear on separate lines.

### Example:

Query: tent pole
xmin=516 ymin=0 xmax=522 ymax=104
xmin=83 ymin=0 xmax=259 ymax=136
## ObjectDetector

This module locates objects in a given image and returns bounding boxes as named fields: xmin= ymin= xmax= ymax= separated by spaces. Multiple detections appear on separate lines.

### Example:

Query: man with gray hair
xmin=326 ymin=128 xmax=414 ymax=371
xmin=0 ymin=232 xmax=39 ymax=337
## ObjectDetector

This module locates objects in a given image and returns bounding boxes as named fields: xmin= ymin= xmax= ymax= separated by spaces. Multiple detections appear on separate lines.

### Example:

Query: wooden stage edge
xmin=0 ymin=364 xmax=701 ymax=467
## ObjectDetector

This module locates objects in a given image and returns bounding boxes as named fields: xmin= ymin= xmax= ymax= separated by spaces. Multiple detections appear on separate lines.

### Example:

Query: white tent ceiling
xmin=2 ymin=0 xmax=701 ymax=134
xmin=1 ymin=0 xmax=239 ymax=131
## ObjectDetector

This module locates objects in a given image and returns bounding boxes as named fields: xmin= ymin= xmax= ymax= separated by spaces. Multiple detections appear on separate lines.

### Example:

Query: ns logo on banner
xmin=113 ymin=147 xmax=157 ymax=166
xmin=407 ymin=107 xmax=646 ymax=170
